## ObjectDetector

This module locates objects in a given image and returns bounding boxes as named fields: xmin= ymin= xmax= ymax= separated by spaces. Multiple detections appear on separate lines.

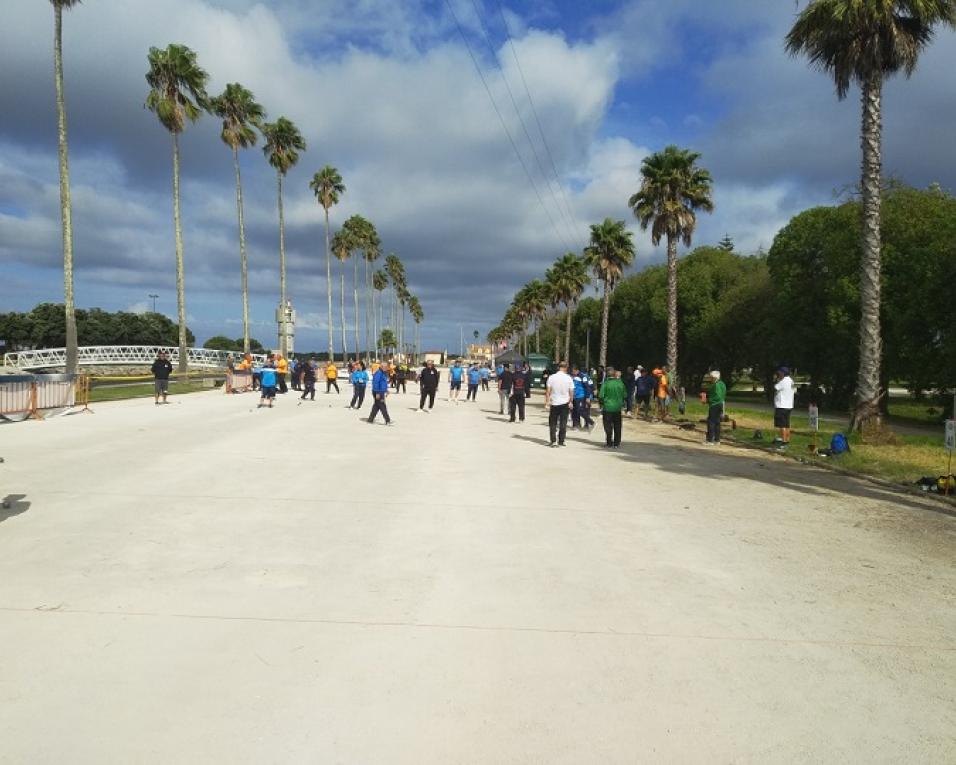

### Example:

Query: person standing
xmin=418 ymin=359 xmax=440 ymax=411
xmin=449 ymin=360 xmax=464 ymax=403
xmin=275 ymin=353 xmax=289 ymax=394
xmin=395 ymin=363 xmax=407 ymax=394
xmin=350 ymin=361 xmax=369 ymax=409
xmin=367 ymin=362 xmax=392 ymax=425
xmin=598 ymin=367 xmax=627 ymax=448
xmin=705 ymin=369 xmax=726 ymax=445
xmin=635 ymin=366 xmax=653 ymax=418
xmin=546 ymin=361 xmax=575 ymax=447
xmin=325 ymin=360 xmax=340 ymax=394
xmin=466 ymin=364 xmax=481 ymax=402
xmin=654 ymin=366 xmax=670 ymax=420
xmin=773 ymin=366 xmax=795 ymax=448
xmin=571 ymin=365 xmax=595 ymax=431
xmin=509 ymin=363 xmax=529 ymax=423
xmin=497 ymin=363 xmax=513 ymax=415
xmin=258 ymin=358 xmax=277 ymax=409
xmin=480 ymin=364 xmax=491 ymax=391
xmin=624 ymin=366 xmax=636 ymax=417
xmin=151 ymin=350 xmax=173 ymax=405
xmin=299 ymin=356 xmax=317 ymax=401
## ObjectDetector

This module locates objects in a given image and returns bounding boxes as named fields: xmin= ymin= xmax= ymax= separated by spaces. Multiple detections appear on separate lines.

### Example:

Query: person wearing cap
xmin=545 ymin=361 xmax=575 ymax=447
xmin=598 ymin=367 xmax=627 ymax=448
xmin=773 ymin=366 xmax=795 ymax=448
xmin=705 ymin=370 xmax=726 ymax=445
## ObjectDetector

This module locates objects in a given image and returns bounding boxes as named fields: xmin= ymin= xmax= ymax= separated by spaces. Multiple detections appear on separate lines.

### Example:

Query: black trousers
xmin=277 ymin=373 xmax=287 ymax=394
xmin=481 ymin=379 xmax=489 ymax=391
xmin=351 ymin=386 xmax=366 ymax=409
xmin=548 ymin=403 xmax=570 ymax=444
xmin=368 ymin=394 xmax=390 ymax=423
xmin=301 ymin=380 xmax=315 ymax=400
xmin=603 ymin=411 xmax=622 ymax=446
xmin=707 ymin=404 xmax=722 ymax=442
xmin=467 ymin=383 xmax=478 ymax=401
xmin=419 ymin=389 xmax=436 ymax=409
xmin=572 ymin=398 xmax=594 ymax=428
xmin=326 ymin=379 xmax=340 ymax=393
xmin=509 ymin=393 xmax=525 ymax=422
xmin=395 ymin=379 xmax=406 ymax=393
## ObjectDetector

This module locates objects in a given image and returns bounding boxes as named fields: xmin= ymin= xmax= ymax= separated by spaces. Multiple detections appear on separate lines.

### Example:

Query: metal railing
xmin=3 ymin=346 xmax=268 ymax=371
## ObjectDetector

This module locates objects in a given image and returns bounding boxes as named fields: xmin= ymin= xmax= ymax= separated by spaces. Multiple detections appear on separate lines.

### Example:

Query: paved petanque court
xmin=1 ymin=387 xmax=954 ymax=763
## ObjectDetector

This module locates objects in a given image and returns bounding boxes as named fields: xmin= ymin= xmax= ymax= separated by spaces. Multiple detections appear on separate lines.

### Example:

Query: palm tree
xmin=628 ymin=145 xmax=713 ymax=384
xmin=520 ymin=280 xmax=547 ymax=353
xmin=372 ymin=270 xmax=388 ymax=357
xmin=409 ymin=296 xmax=424 ymax=363
xmin=546 ymin=252 xmax=590 ymax=363
xmin=583 ymin=218 xmax=635 ymax=368
xmin=786 ymin=0 xmax=956 ymax=430
xmin=384 ymin=253 xmax=406 ymax=351
xmin=52 ymin=0 xmax=81 ymax=374
xmin=361 ymin=222 xmax=382 ymax=362
xmin=210 ymin=83 xmax=265 ymax=354
xmin=146 ymin=43 xmax=209 ymax=371
xmin=330 ymin=227 xmax=353 ymax=357
xmin=308 ymin=165 xmax=343 ymax=360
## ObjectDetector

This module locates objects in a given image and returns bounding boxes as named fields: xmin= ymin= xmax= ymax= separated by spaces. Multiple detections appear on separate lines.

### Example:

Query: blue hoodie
xmin=351 ymin=369 xmax=369 ymax=386
xmin=372 ymin=368 xmax=389 ymax=394
xmin=468 ymin=368 xmax=481 ymax=385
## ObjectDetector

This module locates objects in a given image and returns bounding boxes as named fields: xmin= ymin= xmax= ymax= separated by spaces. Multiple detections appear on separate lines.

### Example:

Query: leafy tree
xmin=718 ymin=234 xmax=734 ymax=252
xmin=372 ymin=269 xmax=388 ymax=356
xmin=263 ymin=117 xmax=306 ymax=356
xmin=628 ymin=145 xmax=714 ymax=384
xmin=583 ymin=218 xmax=635 ymax=368
xmin=145 ymin=43 xmax=209 ymax=372
xmin=309 ymin=165 xmax=345 ymax=359
xmin=379 ymin=328 xmax=397 ymax=355
xmin=203 ymin=335 xmax=237 ymax=351
xmin=51 ymin=0 xmax=81 ymax=374
xmin=210 ymin=83 xmax=265 ymax=354
xmin=786 ymin=0 xmax=956 ymax=430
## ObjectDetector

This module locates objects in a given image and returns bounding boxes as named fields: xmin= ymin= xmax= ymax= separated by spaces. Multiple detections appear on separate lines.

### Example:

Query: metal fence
xmin=3 ymin=346 xmax=268 ymax=372
xmin=0 ymin=373 xmax=79 ymax=421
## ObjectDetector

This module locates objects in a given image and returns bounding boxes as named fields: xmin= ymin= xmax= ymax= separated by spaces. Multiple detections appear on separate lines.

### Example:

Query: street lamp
xmin=148 ymin=294 xmax=158 ymax=313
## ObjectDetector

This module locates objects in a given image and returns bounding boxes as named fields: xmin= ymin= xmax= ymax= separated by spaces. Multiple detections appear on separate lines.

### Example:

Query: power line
xmin=466 ymin=0 xmax=581 ymax=249
xmin=493 ymin=0 xmax=584 ymax=250
xmin=443 ymin=0 xmax=574 ymax=253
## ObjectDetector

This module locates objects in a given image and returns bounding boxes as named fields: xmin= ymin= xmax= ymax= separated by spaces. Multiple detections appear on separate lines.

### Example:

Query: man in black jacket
xmin=418 ymin=360 xmax=440 ymax=412
xmin=151 ymin=350 xmax=173 ymax=405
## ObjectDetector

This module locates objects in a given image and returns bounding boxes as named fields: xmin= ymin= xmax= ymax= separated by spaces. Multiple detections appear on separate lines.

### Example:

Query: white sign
xmin=808 ymin=404 xmax=819 ymax=432
xmin=945 ymin=420 xmax=956 ymax=452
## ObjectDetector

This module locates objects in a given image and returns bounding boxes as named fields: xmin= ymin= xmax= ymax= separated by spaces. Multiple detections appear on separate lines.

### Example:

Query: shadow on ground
xmin=1 ymin=494 xmax=30 ymax=523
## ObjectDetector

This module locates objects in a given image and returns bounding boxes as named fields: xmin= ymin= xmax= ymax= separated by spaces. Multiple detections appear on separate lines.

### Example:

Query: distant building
xmin=467 ymin=343 xmax=493 ymax=361
xmin=423 ymin=350 xmax=445 ymax=365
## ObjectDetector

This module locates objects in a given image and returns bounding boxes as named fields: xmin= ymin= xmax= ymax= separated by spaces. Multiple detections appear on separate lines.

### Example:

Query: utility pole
xmin=459 ymin=325 xmax=463 ymax=358
xmin=148 ymin=293 xmax=158 ymax=313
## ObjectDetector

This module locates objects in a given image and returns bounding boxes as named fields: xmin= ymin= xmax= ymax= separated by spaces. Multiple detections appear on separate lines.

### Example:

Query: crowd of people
xmin=175 ymin=350 xmax=798 ymax=449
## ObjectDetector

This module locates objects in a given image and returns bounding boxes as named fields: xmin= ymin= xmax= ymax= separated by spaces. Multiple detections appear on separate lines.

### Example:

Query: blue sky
xmin=2 ymin=0 xmax=956 ymax=353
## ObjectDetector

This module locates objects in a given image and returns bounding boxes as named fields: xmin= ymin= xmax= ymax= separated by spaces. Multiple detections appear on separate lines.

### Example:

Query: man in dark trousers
xmin=151 ymin=350 xmax=173 ymax=405
xmin=509 ymin=363 xmax=529 ymax=422
xmin=367 ymin=362 xmax=392 ymax=425
xmin=598 ymin=367 xmax=626 ymax=448
xmin=418 ymin=359 xmax=440 ymax=412
xmin=497 ymin=363 xmax=513 ymax=415
xmin=299 ymin=356 xmax=317 ymax=401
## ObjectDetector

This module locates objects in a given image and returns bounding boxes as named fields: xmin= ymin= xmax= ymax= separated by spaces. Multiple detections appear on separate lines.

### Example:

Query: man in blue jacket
xmin=350 ymin=361 xmax=369 ymax=410
xmin=449 ymin=360 xmax=464 ymax=404
xmin=466 ymin=364 xmax=481 ymax=402
xmin=367 ymin=363 xmax=392 ymax=425
xmin=571 ymin=364 xmax=595 ymax=431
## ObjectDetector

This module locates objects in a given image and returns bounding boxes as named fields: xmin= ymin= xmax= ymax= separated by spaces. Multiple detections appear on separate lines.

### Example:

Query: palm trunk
xmin=666 ymin=233 xmax=678 ymax=382
xmin=173 ymin=132 xmax=188 ymax=372
xmin=564 ymin=303 xmax=572 ymax=365
xmin=851 ymin=72 xmax=884 ymax=432
xmin=363 ymin=258 xmax=371 ymax=363
xmin=554 ymin=314 xmax=560 ymax=361
xmin=534 ymin=322 xmax=540 ymax=353
xmin=339 ymin=263 xmax=347 ymax=358
xmin=324 ymin=206 xmax=333 ymax=360
xmin=354 ymin=258 xmax=361 ymax=361
xmin=599 ymin=279 xmax=610 ymax=368
xmin=54 ymin=5 xmax=77 ymax=375
xmin=233 ymin=149 xmax=250 ymax=353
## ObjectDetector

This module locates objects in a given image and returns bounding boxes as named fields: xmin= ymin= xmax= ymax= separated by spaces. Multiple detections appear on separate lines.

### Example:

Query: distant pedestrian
xmin=705 ymin=369 xmax=726 ymax=445
xmin=259 ymin=358 xmax=277 ymax=408
xmin=773 ymin=366 xmax=794 ymax=448
xmin=509 ymin=363 xmax=530 ymax=423
xmin=300 ymin=356 xmax=317 ymax=401
xmin=449 ymin=360 xmax=464 ymax=403
xmin=367 ymin=362 xmax=392 ymax=425
xmin=395 ymin=363 xmax=407 ymax=394
xmin=624 ymin=366 xmax=636 ymax=416
xmin=325 ymin=361 xmax=340 ymax=394
xmin=546 ymin=361 xmax=575 ymax=447
xmin=497 ymin=362 xmax=513 ymax=415
xmin=151 ymin=350 xmax=173 ymax=405
xmin=598 ymin=367 xmax=627 ymax=448
xmin=418 ymin=359 xmax=440 ymax=411
xmin=290 ymin=358 xmax=300 ymax=391
xmin=571 ymin=365 xmax=595 ymax=431
xmin=654 ymin=366 xmax=669 ymax=420
xmin=275 ymin=354 xmax=288 ymax=394
xmin=466 ymin=364 xmax=481 ymax=401
xmin=635 ymin=366 xmax=653 ymax=417
xmin=350 ymin=361 xmax=369 ymax=409
xmin=480 ymin=364 xmax=491 ymax=391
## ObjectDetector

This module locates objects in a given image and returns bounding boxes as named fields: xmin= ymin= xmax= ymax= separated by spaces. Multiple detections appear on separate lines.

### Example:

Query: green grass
xmin=89 ymin=382 xmax=210 ymax=403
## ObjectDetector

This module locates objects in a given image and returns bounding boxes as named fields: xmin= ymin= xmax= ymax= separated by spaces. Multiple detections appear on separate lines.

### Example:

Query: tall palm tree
xmin=52 ymin=0 xmax=81 ymax=374
xmin=409 ymin=296 xmax=423 ymax=362
xmin=629 ymin=145 xmax=713 ymax=384
xmin=330 ymin=227 xmax=352 ymax=357
xmin=372 ymin=269 xmax=388 ymax=358
xmin=210 ymin=83 xmax=265 ymax=354
xmin=361 ymin=222 xmax=382 ymax=363
xmin=262 ymin=119 xmax=305 ymax=356
xmin=583 ymin=218 xmax=635 ymax=368
xmin=308 ymin=165 xmax=343 ymax=360
xmin=146 ymin=43 xmax=209 ymax=371
xmin=786 ymin=0 xmax=956 ymax=430
xmin=384 ymin=253 xmax=406 ymax=351
xmin=520 ymin=280 xmax=547 ymax=353
xmin=546 ymin=252 xmax=590 ymax=363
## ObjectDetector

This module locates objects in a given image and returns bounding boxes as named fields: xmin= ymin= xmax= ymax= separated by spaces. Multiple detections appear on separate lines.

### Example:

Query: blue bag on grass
xmin=830 ymin=433 xmax=850 ymax=455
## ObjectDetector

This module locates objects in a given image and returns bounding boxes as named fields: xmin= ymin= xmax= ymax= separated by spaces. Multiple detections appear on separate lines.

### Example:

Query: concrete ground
xmin=1 ymin=384 xmax=954 ymax=763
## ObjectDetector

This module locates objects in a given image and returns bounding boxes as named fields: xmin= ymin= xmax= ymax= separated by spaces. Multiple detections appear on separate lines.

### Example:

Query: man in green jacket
xmin=598 ymin=367 xmax=627 ymax=449
xmin=706 ymin=369 xmax=727 ymax=445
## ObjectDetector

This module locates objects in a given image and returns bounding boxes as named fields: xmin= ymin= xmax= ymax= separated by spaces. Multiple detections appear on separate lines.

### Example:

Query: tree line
xmin=49 ymin=2 xmax=425 ymax=375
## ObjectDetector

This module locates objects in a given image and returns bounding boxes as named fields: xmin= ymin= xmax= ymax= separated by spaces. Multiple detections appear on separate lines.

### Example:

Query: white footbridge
xmin=2 ymin=346 xmax=268 ymax=372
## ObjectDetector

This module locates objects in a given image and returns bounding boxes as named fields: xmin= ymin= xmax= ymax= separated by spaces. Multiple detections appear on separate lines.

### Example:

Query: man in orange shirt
xmin=325 ymin=360 xmax=340 ymax=394
xmin=275 ymin=353 xmax=289 ymax=394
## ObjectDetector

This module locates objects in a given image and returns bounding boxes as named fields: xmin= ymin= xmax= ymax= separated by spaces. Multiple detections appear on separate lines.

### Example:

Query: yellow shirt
xmin=371 ymin=362 xmax=380 ymax=374
xmin=276 ymin=358 xmax=288 ymax=374
xmin=326 ymin=364 xmax=338 ymax=380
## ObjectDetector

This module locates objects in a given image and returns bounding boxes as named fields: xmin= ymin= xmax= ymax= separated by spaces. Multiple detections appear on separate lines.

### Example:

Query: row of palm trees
xmin=51 ymin=2 xmax=423 ymax=372
xmin=492 ymin=145 xmax=713 ymax=378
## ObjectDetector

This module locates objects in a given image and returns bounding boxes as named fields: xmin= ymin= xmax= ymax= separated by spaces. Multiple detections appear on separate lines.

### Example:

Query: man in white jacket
xmin=773 ymin=366 xmax=795 ymax=448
